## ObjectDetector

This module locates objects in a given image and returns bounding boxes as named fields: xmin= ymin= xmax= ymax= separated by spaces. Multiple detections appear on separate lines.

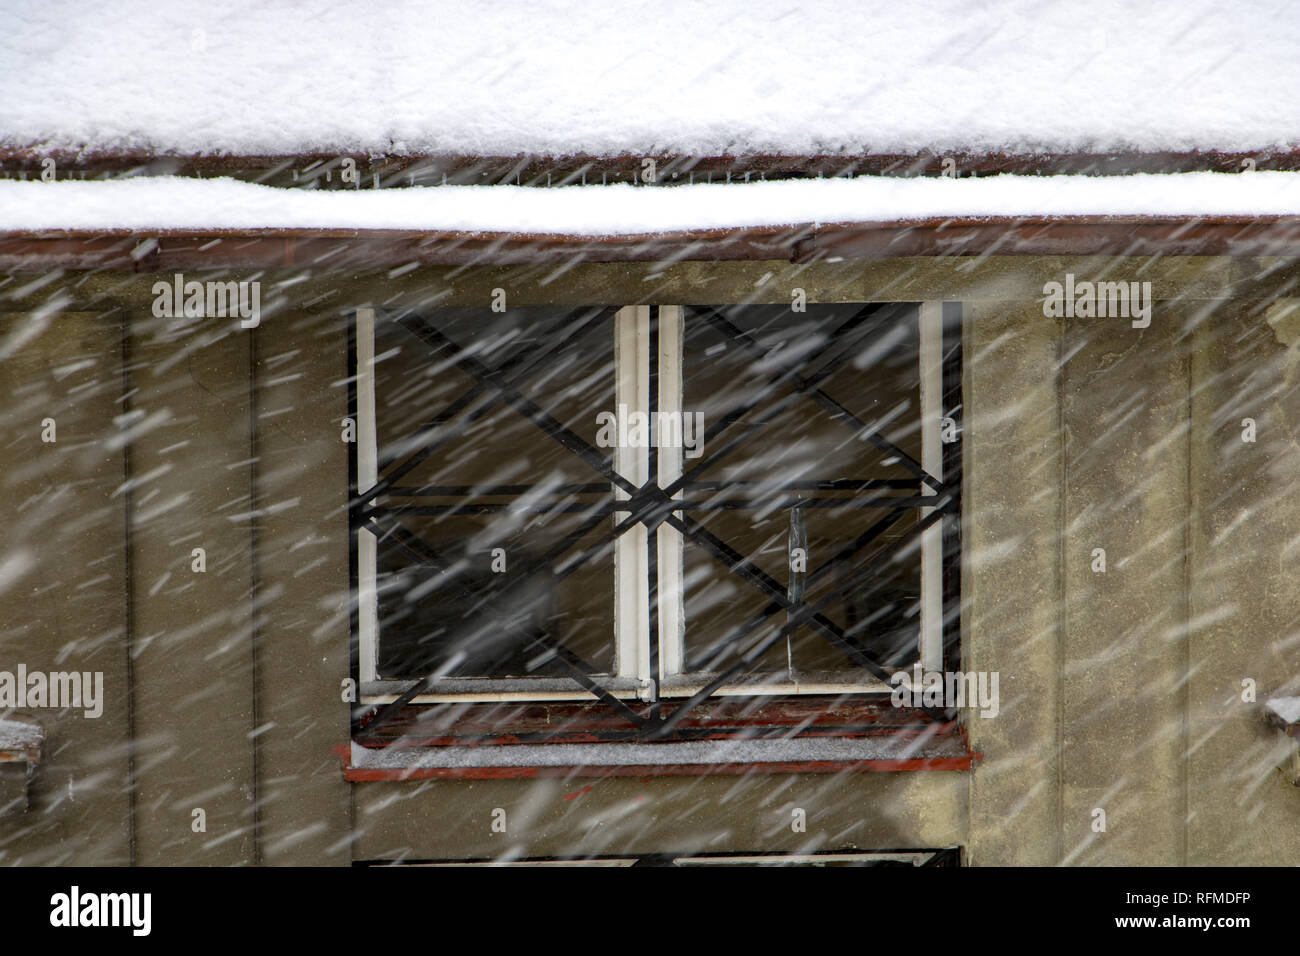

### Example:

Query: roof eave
xmin=2 ymin=216 xmax=1299 ymax=271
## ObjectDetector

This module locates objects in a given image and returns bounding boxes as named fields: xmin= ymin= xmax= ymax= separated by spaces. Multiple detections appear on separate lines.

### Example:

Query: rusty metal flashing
xmin=3 ymin=216 xmax=1300 ymax=272
xmin=2 ymin=148 xmax=1300 ymax=189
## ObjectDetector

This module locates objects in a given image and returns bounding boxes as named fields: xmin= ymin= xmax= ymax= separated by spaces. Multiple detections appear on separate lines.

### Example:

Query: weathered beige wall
xmin=966 ymin=286 xmax=1300 ymax=866
xmin=126 ymin=314 xmax=258 ymax=864
xmin=1056 ymin=301 xmax=1188 ymax=864
xmin=964 ymin=299 xmax=1063 ymax=866
xmin=1185 ymin=296 xmax=1300 ymax=864
xmin=3 ymin=258 xmax=1299 ymax=865
xmin=351 ymin=772 xmax=966 ymax=862
xmin=251 ymin=310 xmax=352 ymax=864
xmin=0 ymin=312 xmax=132 ymax=864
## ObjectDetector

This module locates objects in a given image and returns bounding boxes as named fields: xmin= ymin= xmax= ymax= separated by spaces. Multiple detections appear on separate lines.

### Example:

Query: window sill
xmin=343 ymin=700 xmax=978 ymax=780
xmin=343 ymin=737 xmax=975 ymax=780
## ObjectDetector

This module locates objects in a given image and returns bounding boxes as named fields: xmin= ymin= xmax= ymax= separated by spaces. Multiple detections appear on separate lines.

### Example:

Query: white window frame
xmin=354 ymin=303 xmax=951 ymax=705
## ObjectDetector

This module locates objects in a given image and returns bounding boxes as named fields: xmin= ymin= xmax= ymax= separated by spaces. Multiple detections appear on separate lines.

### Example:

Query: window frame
xmin=347 ymin=300 xmax=963 ymax=749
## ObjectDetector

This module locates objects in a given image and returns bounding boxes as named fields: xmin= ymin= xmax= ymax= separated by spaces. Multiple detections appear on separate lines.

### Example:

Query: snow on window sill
xmin=343 ymin=702 xmax=978 ymax=780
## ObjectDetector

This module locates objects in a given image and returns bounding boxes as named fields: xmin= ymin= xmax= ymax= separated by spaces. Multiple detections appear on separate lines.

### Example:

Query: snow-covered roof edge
xmin=3 ymin=174 xmax=1300 ymax=271
xmin=3 ymin=173 xmax=1300 ymax=236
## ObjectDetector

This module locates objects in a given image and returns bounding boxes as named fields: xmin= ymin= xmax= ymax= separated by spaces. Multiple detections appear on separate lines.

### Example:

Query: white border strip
xmin=918 ymin=301 xmax=944 ymax=672
xmin=355 ymin=307 xmax=379 ymax=683
xmin=614 ymin=306 xmax=650 ymax=683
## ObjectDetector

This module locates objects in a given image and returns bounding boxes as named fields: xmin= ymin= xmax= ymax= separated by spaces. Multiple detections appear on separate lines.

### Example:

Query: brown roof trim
xmin=798 ymin=216 xmax=1300 ymax=260
xmin=2 ymin=148 xmax=1299 ymax=189
xmin=1 ymin=216 xmax=1299 ymax=271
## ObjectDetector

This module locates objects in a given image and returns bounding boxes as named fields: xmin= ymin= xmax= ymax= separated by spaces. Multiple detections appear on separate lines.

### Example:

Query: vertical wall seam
xmin=1055 ymin=311 xmax=1067 ymax=867
xmin=118 ymin=307 xmax=137 ymax=867
xmin=248 ymin=327 xmax=263 ymax=865
xmin=1181 ymin=304 xmax=1199 ymax=866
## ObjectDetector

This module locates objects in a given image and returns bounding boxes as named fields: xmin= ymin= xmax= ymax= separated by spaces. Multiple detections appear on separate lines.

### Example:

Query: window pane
xmin=368 ymin=308 xmax=617 ymax=680
xmin=678 ymin=304 xmax=924 ymax=680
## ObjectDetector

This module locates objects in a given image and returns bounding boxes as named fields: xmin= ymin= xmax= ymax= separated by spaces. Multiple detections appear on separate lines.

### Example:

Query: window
xmin=348 ymin=301 xmax=961 ymax=750
xmin=359 ymin=848 xmax=961 ymax=867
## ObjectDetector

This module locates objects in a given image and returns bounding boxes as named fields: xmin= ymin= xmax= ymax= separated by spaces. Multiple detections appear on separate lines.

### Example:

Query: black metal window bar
xmin=348 ymin=302 xmax=962 ymax=742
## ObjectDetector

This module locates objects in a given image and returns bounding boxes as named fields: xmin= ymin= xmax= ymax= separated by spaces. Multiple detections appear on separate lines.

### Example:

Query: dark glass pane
xmin=678 ymin=304 xmax=923 ymax=678
xmin=368 ymin=308 xmax=617 ymax=680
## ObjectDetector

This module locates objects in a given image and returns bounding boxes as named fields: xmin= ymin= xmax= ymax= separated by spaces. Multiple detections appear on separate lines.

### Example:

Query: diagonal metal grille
xmin=350 ymin=304 xmax=961 ymax=741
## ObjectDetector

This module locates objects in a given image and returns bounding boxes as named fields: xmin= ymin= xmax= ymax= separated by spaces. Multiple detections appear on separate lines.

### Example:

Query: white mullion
xmin=613 ymin=306 xmax=651 ymax=683
xmin=356 ymin=308 xmax=380 ymax=683
xmin=657 ymin=306 xmax=685 ymax=678
xmin=918 ymin=301 xmax=944 ymax=672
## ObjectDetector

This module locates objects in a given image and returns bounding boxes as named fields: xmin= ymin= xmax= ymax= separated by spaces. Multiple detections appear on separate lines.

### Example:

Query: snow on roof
xmin=1 ymin=172 xmax=1299 ymax=236
xmin=3 ymin=0 xmax=1299 ymax=158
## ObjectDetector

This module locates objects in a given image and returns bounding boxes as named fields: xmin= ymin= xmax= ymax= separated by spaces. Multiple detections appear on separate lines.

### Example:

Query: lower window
xmin=357 ymin=848 xmax=962 ymax=867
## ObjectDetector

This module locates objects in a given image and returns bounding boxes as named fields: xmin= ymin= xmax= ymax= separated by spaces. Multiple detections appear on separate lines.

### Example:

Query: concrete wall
xmin=963 ymin=277 xmax=1300 ymax=866
xmin=0 ymin=312 xmax=132 ymax=864
xmin=964 ymin=298 xmax=1063 ymax=865
xmin=1184 ymin=294 xmax=1300 ymax=864
xmin=1 ymin=257 xmax=1297 ymax=864
xmin=0 ymin=307 xmax=353 ymax=865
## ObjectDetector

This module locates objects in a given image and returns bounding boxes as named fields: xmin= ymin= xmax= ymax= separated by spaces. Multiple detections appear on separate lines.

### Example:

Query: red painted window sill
xmin=342 ymin=697 xmax=979 ymax=780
